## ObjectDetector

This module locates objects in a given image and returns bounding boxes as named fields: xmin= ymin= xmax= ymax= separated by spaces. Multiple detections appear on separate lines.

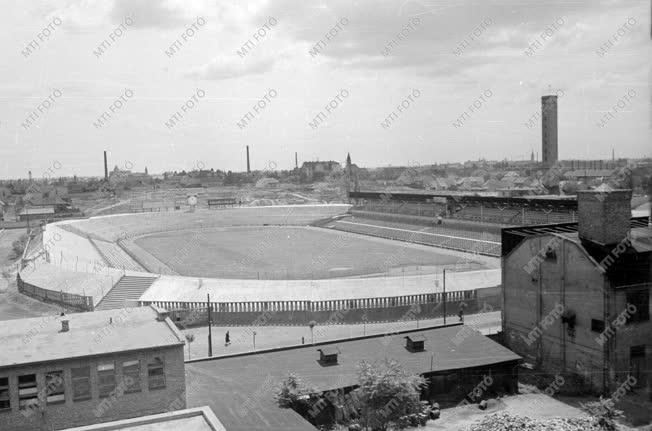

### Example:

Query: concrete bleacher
xmin=329 ymin=217 xmax=501 ymax=256
xmin=353 ymin=199 xmax=575 ymax=226
xmin=53 ymin=205 xmax=352 ymax=242
xmin=90 ymin=238 xmax=146 ymax=272
xmin=95 ymin=275 xmax=158 ymax=310
xmin=19 ymin=262 xmax=121 ymax=308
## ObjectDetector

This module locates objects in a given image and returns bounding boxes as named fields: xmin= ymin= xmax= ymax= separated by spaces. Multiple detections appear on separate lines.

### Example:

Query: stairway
xmin=95 ymin=275 xmax=158 ymax=310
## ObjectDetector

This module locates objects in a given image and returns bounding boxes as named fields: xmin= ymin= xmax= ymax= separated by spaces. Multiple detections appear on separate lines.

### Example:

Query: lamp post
xmin=443 ymin=269 xmax=447 ymax=325
xmin=207 ymin=294 xmax=213 ymax=357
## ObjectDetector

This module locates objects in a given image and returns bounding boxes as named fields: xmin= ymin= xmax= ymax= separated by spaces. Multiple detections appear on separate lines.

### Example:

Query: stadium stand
xmin=329 ymin=218 xmax=501 ymax=256
xmin=349 ymin=191 xmax=577 ymax=226
xmin=90 ymin=238 xmax=146 ymax=272
xmin=95 ymin=275 xmax=158 ymax=310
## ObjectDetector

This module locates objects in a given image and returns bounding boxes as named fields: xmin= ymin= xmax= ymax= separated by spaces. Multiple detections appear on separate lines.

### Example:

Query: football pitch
xmin=134 ymin=226 xmax=490 ymax=279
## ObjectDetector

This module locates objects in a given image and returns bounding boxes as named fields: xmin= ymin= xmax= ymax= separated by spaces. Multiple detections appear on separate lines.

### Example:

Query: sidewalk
xmin=180 ymin=311 xmax=501 ymax=360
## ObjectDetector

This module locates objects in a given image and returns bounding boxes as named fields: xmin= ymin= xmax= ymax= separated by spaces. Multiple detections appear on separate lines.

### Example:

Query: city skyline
xmin=0 ymin=0 xmax=650 ymax=178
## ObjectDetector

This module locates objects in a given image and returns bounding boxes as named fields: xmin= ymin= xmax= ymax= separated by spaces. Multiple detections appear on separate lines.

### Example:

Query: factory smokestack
xmin=246 ymin=146 xmax=251 ymax=173
xmin=295 ymin=152 xmax=298 ymax=169
xmin=103 ymin=151 xmax=108 ymax=181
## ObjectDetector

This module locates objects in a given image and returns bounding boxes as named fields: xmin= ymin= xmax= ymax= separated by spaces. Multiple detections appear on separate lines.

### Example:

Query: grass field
xmin=134 ymin=226 xmax=491 ymax=279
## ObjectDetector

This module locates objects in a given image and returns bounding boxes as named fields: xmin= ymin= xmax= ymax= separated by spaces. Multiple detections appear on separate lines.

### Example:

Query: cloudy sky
xmin=0 ymin=0 xmax=650 ymax=178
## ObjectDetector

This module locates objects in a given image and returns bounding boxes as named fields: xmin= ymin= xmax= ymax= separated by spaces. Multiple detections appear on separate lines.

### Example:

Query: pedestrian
xmin=301 ymin=336 xmax=305 ymax=344
xmin=225 ymin=331 xmax=230 ymax=346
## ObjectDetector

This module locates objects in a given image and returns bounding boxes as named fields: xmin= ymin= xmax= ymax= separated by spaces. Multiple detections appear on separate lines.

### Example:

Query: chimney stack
xmin=246 ymin=146 xmax=251 ymax=174
xmin=61 ymin=320 xmax=69 ymax=332
xmin=295 ymin=152 xmax=298 ymax=170
xmin=577 ymin=187 xmax=632 ymax=246
xmin=103 ymin=151 xmax=108 ymax=181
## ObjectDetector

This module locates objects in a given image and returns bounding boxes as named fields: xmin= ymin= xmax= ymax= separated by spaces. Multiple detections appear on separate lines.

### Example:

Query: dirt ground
xmin=426 ymin=390 xmax=590 ymax=430
xmin=0 ymin=228 xmax=63 ymax=321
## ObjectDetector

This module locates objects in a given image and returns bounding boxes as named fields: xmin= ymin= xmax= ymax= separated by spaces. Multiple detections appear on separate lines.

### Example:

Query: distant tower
xmin=611 ymin=147 xmax=615 ymax=161
xmin=28 ymin=170 xmax=32 ymax=182
xmin=530 ymin=149 xmax=535 ymax=162
xmin=295 ymin=152 xmax=298 ymax=170
xmin=103 ymin=151 xmax=108 ymax=181
xmin=246 ymin=146 xmax=251 ymax=173
xmin=541 ymin=95 xmax=558 ymax=168
xmin=145 ymin=167 xmax=148 ymax=175
xmin=345 ymin=153 xmax=352 ymax=196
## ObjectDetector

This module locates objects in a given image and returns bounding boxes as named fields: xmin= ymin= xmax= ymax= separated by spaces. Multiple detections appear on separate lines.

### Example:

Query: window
xmin=122 ymin=360 xmax=141 ymax=393
xmin=18 ymin=374 xmax=38 ymax=410
xmin=626 ymin=289 xmax=650 ymax=323
xmin=147 ymin=357 xmax=165 ymax=390
xmin=591 ymin=319 xmax=605 ymax=333
xmin=97 ymin=362 xmax=116 ymax=398
xmin=45 ymin=371 xmax=65 ymax=405
xmin=71 ymin=367 xmax=91 ymax=401
xmin=0 ymin=377 xmax=9 ymax=411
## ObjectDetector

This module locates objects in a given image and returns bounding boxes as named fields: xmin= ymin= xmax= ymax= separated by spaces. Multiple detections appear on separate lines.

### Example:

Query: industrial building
xmin=501 ymin=188 xmax=651 ymax=398
xmin=185 ymin=323 xmax=521 ymax=431
xmin=0 ymin=306 xmax=186 ymax=431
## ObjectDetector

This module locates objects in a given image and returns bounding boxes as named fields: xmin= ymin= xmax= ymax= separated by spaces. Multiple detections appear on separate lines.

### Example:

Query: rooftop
xmin=501 ymin=216 xmax=650 ymax=256
xmin=0 ymin=305 xmax=184 ymax=369
xmin=62 ymin=406 xmax=226 ymax=431
xmin=186 ymin=324 xmax=520 ymax=431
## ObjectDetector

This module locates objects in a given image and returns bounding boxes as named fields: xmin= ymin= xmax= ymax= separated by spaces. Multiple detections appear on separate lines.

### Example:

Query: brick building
xmin=300 ymin=161 xmax=341 ymax=181
xmin=501 ymin=188 xmax=651 ymax=398
xmin=0 ymin=306 xmax=186 ymax=431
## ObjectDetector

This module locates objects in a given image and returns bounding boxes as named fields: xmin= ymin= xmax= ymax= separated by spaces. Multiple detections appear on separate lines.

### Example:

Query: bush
xmin=275 ymin=373 xmax=315 ymax=411
xmin=580 ymin=397 xmax=623 ymax=431
xmin=9 ymin=234 xmax=28 ymax=260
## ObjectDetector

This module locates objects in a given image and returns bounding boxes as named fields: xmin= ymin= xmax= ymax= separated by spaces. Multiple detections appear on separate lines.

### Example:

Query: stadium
xmin=16 ymin=202 xmax=504 ymax=326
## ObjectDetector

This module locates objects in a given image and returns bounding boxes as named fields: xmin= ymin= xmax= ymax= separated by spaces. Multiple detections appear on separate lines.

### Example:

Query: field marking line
xmin=337 ymin=220 xmax=501 ymax=245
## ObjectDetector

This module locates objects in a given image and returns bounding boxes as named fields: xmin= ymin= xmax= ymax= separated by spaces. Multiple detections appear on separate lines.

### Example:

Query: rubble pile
xmin=468 ymin=412 xmax=603 ymax=431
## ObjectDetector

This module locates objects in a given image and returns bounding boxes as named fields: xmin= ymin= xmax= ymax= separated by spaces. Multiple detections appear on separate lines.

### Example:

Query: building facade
xmin=0 ymin=307 xmax=186 ymax=431
xmin=502 ymin=189 xmax=651 ymax=399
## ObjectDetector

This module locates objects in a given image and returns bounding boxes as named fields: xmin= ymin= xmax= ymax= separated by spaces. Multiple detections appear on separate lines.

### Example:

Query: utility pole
xmin=443 ymin=269 xmax=446 ymax=325
xmin=207 ymin=293 xmax=213 ymax=357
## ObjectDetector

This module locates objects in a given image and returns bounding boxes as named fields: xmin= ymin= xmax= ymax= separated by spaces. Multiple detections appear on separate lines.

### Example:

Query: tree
xmin=275 ymin=373 xmax=315 ymax=414
xmin=185 ymin=333 xmax=195 ymax=359
xmin=308 ymin=320 xmax=317 ymax=344
xmin=10 ymin=234 xmax=28 ymax=260
xmin=354 ymin=359 xmax=426 ymax=430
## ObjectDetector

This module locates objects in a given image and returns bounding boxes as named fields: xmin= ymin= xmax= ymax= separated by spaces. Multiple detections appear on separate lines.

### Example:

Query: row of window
xmin=0 ymin=357 xmax=165 ymax=412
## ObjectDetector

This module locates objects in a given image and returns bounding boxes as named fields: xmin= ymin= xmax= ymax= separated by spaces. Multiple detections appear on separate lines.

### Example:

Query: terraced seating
xmin=330 ymin=218 xmax=501 ymax=256
xmin=90 ymin=239 xmax=145 ymax=272
xmin=95 ymin=275 xmax=158 ymax=310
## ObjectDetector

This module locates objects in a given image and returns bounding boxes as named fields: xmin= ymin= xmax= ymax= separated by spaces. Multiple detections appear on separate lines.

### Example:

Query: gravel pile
xmin=468 ymin=412 xmax=603 ymax=431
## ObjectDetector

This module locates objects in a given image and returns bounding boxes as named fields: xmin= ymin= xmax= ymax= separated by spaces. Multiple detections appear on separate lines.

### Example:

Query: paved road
xmin=180 ymin=311 xmax=501 ymax=360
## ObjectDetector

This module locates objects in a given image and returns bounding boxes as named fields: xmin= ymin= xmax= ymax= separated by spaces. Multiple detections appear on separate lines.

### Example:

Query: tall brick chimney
xmin=577 ymin=186 xmax=632 ymax=246
xmin=246 ymin=146 xmax=251 ymax=173
xmin=103 ymin=151 xmax=108 ymax=181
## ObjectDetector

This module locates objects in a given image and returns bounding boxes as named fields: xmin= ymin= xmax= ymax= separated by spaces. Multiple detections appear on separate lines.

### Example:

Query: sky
xmin=0 ymin=0 xmax=650 ymax=179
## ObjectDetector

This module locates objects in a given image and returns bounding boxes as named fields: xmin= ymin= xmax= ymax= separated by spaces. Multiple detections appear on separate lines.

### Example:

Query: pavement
xmin=180 ymin=311 xmax=501 ymax=360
